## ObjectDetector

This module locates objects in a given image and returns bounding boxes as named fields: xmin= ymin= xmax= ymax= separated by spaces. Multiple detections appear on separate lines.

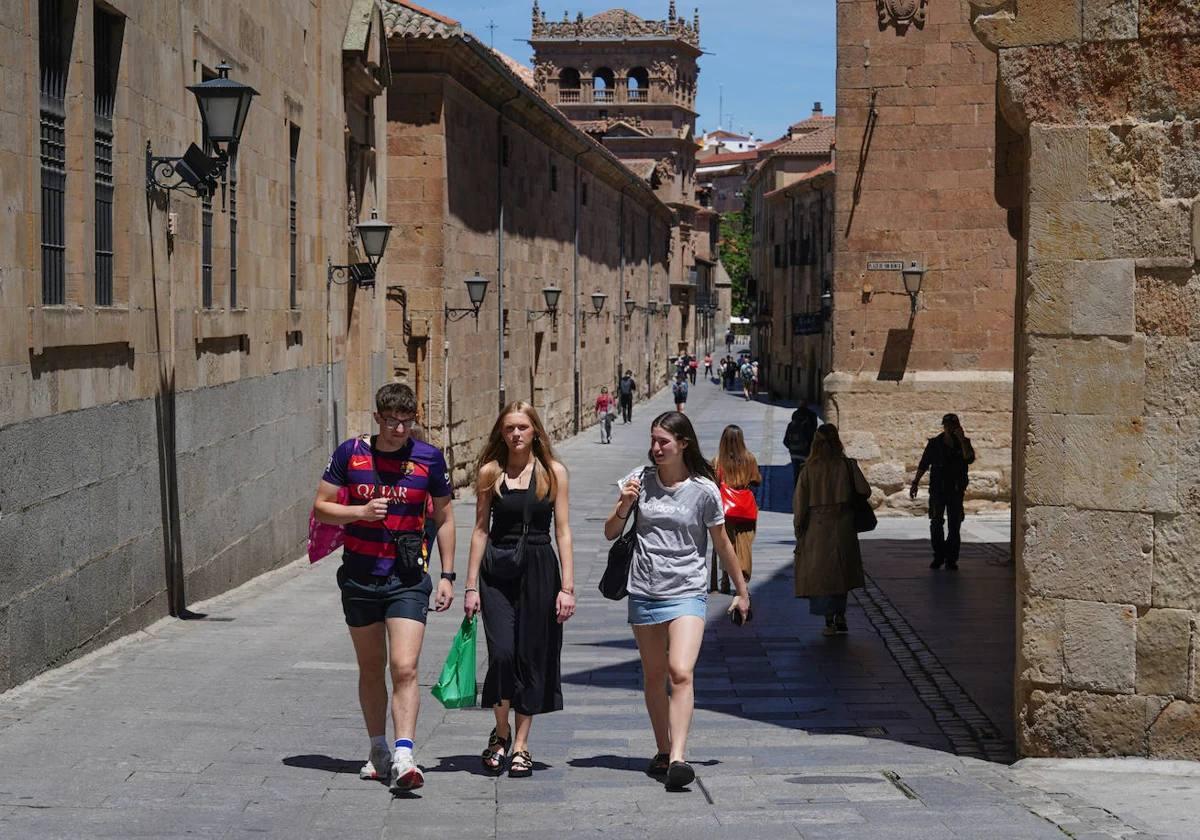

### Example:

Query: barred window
xmin=229 ymin=164 xmax=238 ymax=308
xmin=39 ymin=0 xmax=72 ymax=305
xmin=289 ymin=124 xmax=299 ymax=309
xmin=200 ymin=66 xmax=216 ymax=308
xmin=93 ymin=8 xmax=120 ymax=305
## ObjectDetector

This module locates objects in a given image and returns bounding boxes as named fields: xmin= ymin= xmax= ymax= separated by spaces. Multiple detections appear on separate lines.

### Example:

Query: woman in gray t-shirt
xmin=604 ymin=411 xmax=751 ymax=791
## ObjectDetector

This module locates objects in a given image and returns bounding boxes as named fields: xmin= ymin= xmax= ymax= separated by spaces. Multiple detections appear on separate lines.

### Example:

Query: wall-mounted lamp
xmin=528 ymin=284 xmax=563 ymax=323
xmin=146 ymin=63 xmax=258 ymax=197
xmin=328 ymin=209 xmax=394 ymax=290
xmin=901 ymin=262 xmax=925 ymax=315
xmin=623 ymin=296 xmax=638 ymax=318
xmin=820 ymin=287 xmax=833 ymax=319
xmin=648 ymin=299 xmax=660 ymax=315
xmin=661 ymin=301 xmax=672 ymax=318
xmin=446 ymin=271 xmax=490 ymax=322
xmin=582 ymin=290 xmax=607 ymax=320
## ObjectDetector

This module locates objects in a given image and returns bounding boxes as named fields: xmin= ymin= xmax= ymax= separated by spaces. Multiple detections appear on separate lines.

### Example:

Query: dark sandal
xmin=646 ymin=752 xmax=670 ymax=777
xmin=665 ymin=760 xmax=695 ymax=789
xmin=481 ymin=728 xmax=511 ymax=775
xmin=508 ymin=749 xmax=533 ymax=778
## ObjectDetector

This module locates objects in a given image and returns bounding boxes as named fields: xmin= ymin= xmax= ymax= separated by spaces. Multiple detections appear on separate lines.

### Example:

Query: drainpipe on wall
xmin=497 ymin=93 xmax=521 ymax=413
xmin=572 ymin=148 xmax=588 ymax=434
xmin=646 ymin=211 xmax=653 ymax=394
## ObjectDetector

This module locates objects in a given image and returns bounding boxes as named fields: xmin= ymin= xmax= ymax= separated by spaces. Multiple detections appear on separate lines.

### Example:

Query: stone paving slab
xmin=0 ymin=380 xmax=1189 ymax=838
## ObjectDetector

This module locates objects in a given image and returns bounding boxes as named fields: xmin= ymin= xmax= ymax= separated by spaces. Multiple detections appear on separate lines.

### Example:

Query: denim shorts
xmin=627 ymin=594 xmax=707 ymax=626
xmin=337 ymin=567 xmax=431 ymax=627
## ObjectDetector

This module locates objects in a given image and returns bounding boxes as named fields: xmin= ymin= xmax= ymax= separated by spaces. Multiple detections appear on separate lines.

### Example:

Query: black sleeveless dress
xmin=478 ymin=479 xmax=563 ymax=715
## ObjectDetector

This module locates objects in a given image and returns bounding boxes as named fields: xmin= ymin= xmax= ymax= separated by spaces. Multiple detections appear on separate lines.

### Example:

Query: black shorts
xmin=337 ymin=567 xmax=432 ymax=627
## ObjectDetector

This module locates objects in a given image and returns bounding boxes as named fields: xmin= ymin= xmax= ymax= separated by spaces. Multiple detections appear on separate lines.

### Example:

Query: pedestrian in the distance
xmin=725 ymin=329 xmax=734 ymax=354
xmin=909 ymin=413 xmax=975 ymax=570
xmin=739 ymin=358 xmax=754 ymax=401
xmin=793 ymin=424 xmax=870 ymax=636
xmin=464 ymin=402 xmax=575 ymax=778
xmin=724 ymin=356 xmax=737 ymax=391
xmin=618 ymin=370 xmax=637 ymax=424
xmin=703 ymin=353 xmax=713 ymax=380
xmin=782 ymin=406 xmax=819 ymax=486
xmin=605 ymin=412 xmax=751 ymax=790
xmin=672 ymin=373 xmax=689 ymax=413
xmin=710 ymin=424 xmax=761 ymax=594
xmin=751 ymin=360 xmax=760 ymax=397
xmin=595 ymin=386 xmax=615 ymax=444
xmin=312 ymin=383 xmax=456 ymax=794
xmin=688 ymin=353 xmax=698 ymax=385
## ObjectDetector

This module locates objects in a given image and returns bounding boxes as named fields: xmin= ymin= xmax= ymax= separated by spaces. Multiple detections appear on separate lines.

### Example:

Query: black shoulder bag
xmin=845 ymin=457 xmax=877 ymax=534
xmin=482 ymin=479 xmax=534 ymax=582
xmin=599 ymin=470 xmax=643 ymax=601
xmin=369 ymin=440 xmax=425 ymax=572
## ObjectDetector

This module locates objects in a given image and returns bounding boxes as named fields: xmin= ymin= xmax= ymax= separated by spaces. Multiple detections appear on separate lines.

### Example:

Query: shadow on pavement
xmin=282 ymin=754 xmax=362 ymax=774
xmin=754 ymin=464 xmax=795 ymax=515
xmin=426 ymin=754 xmax=552 ymax=775
xmin=562 ymin=537 xmax=1015 ymax=762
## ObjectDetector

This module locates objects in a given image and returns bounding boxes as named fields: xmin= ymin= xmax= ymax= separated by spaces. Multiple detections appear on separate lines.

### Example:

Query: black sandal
xmin=646 ymin=752 xmax=669 ymax=777
xmin=508 ymin=749 xmax=533 ymax=778
xmin=666 ymin=760 xmax=695 ymax=789
xmin=481 ymin=728 xmax=511 ymax=775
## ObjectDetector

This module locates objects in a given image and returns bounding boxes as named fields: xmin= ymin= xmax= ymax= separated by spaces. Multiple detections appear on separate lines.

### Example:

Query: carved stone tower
xmin=530 ymin=2 xmax=707 ymax=319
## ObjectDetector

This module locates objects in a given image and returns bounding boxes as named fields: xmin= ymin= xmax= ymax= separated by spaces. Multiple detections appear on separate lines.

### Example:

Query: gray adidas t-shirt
xmin=619 ymin=467 xmax=724 ymax=600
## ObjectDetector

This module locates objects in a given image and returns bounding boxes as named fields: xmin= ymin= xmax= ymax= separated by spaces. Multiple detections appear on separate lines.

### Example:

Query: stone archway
xmin=972 ymin=2 xmax=1200 ymax=758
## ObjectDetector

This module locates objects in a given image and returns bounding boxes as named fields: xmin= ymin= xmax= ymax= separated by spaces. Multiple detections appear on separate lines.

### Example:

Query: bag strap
xmin=844 ymin=457 xmax=865 ymax=502
xmin=519 ymin=467 xmax=534 ymax=536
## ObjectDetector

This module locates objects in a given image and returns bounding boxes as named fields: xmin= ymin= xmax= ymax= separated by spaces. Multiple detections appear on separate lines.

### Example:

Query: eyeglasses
xmin=379 ymin=415 xmax=417 ymax=430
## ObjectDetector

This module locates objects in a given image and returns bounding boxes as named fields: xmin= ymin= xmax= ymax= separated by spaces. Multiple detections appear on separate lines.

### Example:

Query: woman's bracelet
xmin=560 ymin=587 xmax=575 ymax=596
xmin=616 ymin=506 xmax=632 ymax=520
xmin=464 ymin=587 xmax=478 ymax=594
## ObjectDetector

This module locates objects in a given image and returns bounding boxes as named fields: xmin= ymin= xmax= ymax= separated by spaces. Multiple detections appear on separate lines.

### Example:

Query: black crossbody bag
xmin=369 ymin=439 xmax=425 ymax=572
xmin=599 ymin=469 xmax=644 ymax=601
xmin=845 ymin=457 xmax=877 ymax=534
xmin=482 ymin=479 xmax=534 ymax=582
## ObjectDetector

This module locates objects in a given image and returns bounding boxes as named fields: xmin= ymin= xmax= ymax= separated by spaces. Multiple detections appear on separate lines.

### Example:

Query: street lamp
xmin=662 ymin=301 xmax=672 ymax=318
xmin=328 ymin=209 xmax=394 ymax=290
xmin=147 ymin=62 xmax=258 ymax=197
xmin=624 ymin=296 xmax=637 ymax=317
xmin=820 ymin=287 xmax=833 ymax=319
xmin=648 ymin=299 xmax=659 ymax=315
xmin=446 ymin=271 xmax=490 ymax=322
xmin=902 ymin=262 xmax=925 ymax=315
xmin=528 ymin=284 xmax=563 ymax=323
xmin=582 ymin=290 xmax=607 ymax=320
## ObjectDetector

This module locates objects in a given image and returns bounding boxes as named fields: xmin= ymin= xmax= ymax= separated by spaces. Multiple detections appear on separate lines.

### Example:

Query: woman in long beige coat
xmin=793 ymin=424 xmax=870 ymax=635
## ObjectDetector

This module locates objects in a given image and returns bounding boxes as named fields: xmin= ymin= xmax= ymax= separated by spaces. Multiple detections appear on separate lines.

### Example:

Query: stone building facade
xmin=383 ymin=2 xmax=674 ymax=484
xmin=746 ymin=115 xmax=835 ymax=403
xmin=832 ymin=0 xmax=1017 ymax=513
xmin=751 ymin=164 xmax=835 ymax=405
xmin=0 ymin=0 xmax=392 ymax=690
xmin=529 ymin=3 xmax=724 ymax=360
xmin=971 ymin=0 xmax=1200 ymax=759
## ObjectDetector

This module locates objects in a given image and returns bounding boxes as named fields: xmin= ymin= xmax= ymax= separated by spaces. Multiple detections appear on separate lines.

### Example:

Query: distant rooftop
xmin=382 ymin=0 xmax=462 ymax=39
xmin=530 ymin=1 xmax=700 ymax=48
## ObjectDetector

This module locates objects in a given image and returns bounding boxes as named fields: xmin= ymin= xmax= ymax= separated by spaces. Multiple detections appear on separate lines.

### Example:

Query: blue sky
xmin=420 ymin=0 xmax=836 ymax=141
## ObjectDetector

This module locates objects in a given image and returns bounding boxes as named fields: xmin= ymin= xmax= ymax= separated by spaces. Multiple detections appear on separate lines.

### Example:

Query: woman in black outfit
xmin=464 ymin=401 xmax=575 ymax=778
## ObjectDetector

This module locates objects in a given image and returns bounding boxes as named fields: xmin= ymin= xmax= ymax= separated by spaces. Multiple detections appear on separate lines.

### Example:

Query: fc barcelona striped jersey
xmin=322 ymin=436 xmax=452 ymax=576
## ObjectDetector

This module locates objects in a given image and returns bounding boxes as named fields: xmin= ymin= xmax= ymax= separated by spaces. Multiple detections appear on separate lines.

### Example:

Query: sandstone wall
xmin=973 ymin=0 xmax=1200 ymax=758
xmin=833 ymin=0 xmax=1018 ymax=510
xmin=385 ymin=38 xmax=674 ymax=485
xmin=0 ymin=0 xmax=382 ymax=690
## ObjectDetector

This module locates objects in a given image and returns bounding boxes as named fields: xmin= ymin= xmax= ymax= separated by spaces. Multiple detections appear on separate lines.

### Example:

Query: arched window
xmin=627 ymin=66 xmax=649 ymax=102
xmin=593 ymin=67 xmax=615 ymax=103
xmin=558 ymin=67 xmax=581 ymax=103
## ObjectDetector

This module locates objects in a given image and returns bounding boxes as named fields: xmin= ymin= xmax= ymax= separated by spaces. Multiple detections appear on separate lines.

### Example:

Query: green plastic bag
xmin=431 ymin=615 xmax=478 ymax=709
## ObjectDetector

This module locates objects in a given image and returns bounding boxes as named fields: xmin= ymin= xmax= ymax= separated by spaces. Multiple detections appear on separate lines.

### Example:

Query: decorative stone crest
xmin=651 ymin=59 xmax=676 ymax=92
xmin=532 ymin=57 xmax=557 ymax=93
xmin=877 ymin=0 xmax=928 ymax=32
xmin=531 ymin=4 xmax=701 ymax=48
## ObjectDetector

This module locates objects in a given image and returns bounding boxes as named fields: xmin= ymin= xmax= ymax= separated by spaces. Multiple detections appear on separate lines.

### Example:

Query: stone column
xmin=973 ymin=0 xmax=1200 ymax=758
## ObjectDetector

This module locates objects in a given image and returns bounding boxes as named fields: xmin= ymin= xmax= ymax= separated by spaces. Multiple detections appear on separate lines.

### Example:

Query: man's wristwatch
xmin=440 ymin=571 xmax=456 ymax=582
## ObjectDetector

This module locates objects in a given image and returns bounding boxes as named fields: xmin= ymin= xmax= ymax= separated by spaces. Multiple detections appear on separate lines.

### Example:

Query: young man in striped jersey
xmin=313 ymin=383 xmax=456 ymax=793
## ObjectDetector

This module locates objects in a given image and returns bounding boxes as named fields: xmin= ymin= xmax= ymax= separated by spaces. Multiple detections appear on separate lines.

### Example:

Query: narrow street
xmin=0 ymin=382 xmax=1173 ymax=839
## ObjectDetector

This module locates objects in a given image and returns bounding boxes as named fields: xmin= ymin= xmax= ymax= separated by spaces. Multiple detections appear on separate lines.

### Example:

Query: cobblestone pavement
xmin=0 ymin=381 xmax=1188 ymax=838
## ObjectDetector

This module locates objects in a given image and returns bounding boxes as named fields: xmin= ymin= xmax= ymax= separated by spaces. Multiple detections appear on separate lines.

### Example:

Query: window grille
xmin=39 ymin=0 xmax=69 ymax=305
xmin=93 ymin=9 xmax=118 ymax=305
xmin=289 ymin=124 xmax=299 ymax=309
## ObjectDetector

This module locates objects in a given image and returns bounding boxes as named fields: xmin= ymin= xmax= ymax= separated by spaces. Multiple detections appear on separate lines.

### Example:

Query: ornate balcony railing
xmin=559 ymin=88 xmax=581 ymax=103
xmin=593 ymin=89 xmax=614 ymax=103
xmin=627 ymin=88 xmax=648 ymax=103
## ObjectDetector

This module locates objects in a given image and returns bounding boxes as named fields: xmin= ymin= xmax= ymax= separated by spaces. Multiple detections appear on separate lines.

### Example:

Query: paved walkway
xmin=0 ymin=382 xmax=1192 ymax=838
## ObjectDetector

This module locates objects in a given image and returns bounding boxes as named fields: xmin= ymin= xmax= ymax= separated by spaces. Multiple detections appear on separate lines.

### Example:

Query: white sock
xmin=370 ymin=735 xmax=390 ymax=754
xmin=394 ymin=738 xmax=414 ymax=761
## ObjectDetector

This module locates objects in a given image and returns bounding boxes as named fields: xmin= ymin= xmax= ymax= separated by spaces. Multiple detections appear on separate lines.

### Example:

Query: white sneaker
xmin=389 ymin=753 xmax=425 ymax=793
xmin=360 ymin=745 xmax=392 ymax=781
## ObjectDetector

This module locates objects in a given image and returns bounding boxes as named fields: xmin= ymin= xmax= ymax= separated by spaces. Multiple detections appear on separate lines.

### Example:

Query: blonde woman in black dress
xmin=464 ymin=402 xmax=575 ymax=777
